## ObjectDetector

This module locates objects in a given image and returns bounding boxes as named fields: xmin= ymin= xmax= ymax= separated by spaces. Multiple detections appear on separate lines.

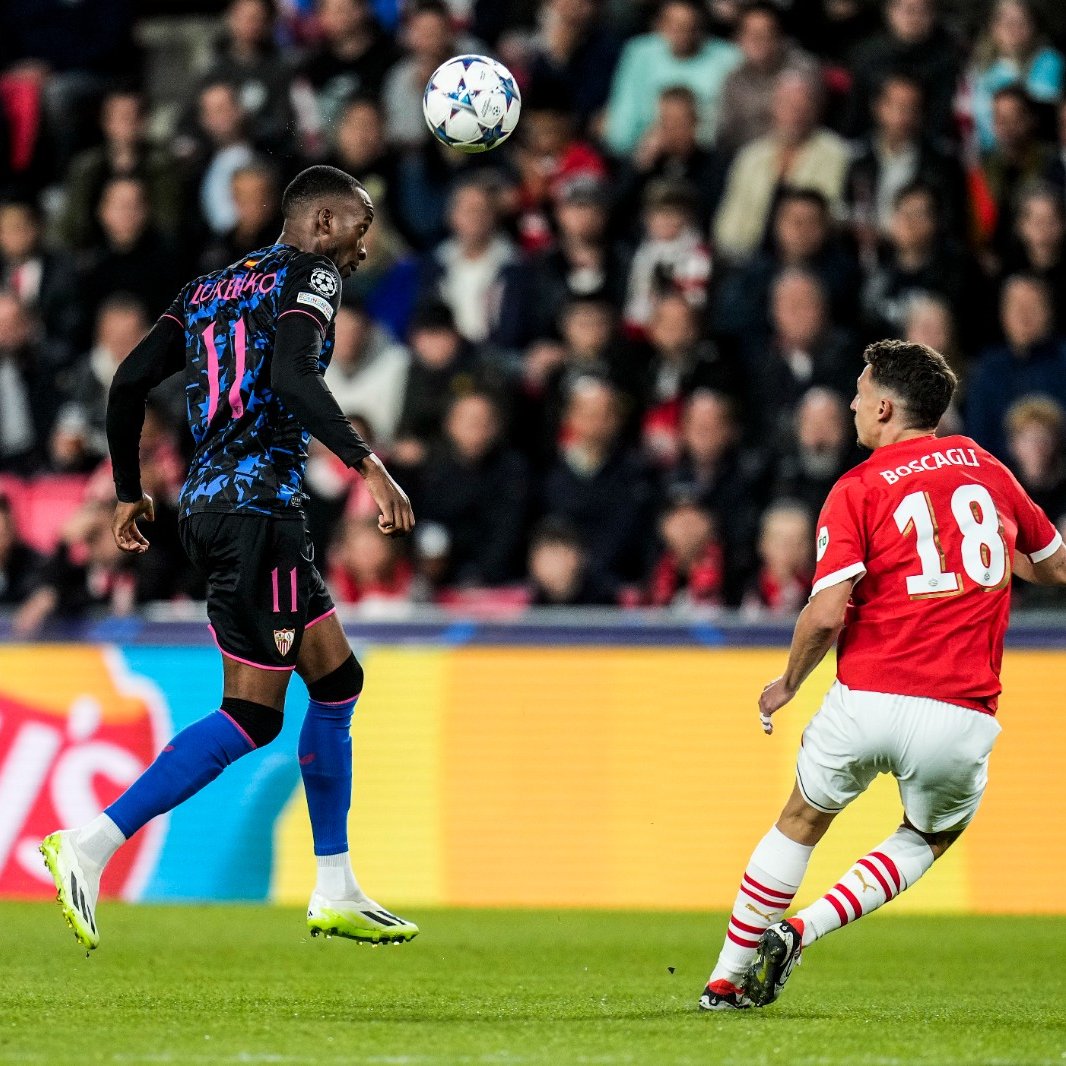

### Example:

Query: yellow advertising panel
xmin=274 ymin=647 xmax=1066 ymax=914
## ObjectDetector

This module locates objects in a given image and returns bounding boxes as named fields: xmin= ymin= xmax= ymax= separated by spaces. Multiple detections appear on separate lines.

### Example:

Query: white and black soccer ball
xmin=422 ymin=55 xmax=521 ymax=154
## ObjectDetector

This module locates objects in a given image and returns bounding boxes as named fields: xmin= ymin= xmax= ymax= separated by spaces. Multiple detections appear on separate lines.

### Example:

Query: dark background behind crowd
xmin=3 ymin=0 xmax=1066 ymax=630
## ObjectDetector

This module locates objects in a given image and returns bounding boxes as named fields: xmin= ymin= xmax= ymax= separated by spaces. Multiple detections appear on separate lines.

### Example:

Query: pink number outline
xmin=200 ymin=315 xmax=248 ymax=424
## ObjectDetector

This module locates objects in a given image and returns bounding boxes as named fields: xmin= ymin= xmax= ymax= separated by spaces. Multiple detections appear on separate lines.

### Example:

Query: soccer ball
xmin=422 ymin=55 xmax=521 ymax=154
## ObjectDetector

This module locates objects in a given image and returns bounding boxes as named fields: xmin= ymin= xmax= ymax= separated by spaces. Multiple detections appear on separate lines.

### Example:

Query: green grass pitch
xmin=1 ymin=902 xmax=1063 ymax=1065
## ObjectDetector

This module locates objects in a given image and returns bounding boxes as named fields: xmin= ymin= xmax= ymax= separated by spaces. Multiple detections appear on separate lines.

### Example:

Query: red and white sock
xmin=792 ymin=827 xmax=935 ymax=947
xmin=708 ymin=826 xmax=813 ymax=986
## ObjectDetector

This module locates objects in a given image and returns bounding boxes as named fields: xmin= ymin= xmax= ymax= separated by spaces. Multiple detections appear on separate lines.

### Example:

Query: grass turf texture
xmin=0 ymin=903 xmax=1063 ymax=1065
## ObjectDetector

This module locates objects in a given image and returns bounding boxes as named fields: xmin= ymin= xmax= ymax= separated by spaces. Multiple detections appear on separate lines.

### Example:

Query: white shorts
xmin=795 ymin=682 xmax=1003 ymax=834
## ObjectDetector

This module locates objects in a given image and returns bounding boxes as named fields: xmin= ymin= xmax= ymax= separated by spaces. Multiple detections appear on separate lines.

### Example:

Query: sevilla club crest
xmin=273 ymin=629 xmax=295 ymax=656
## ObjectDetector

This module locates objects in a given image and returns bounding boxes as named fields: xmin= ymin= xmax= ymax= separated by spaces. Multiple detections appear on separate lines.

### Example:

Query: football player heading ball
xmin=39 ymin=166 xmax=419 ymax=951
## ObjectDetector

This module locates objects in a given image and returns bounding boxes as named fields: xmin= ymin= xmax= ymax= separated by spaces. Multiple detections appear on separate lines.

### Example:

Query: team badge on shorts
xmin=309 ymin=268 xmax=337 ymax=297
xmin=273 ymin=629 xmax=296 ymax=656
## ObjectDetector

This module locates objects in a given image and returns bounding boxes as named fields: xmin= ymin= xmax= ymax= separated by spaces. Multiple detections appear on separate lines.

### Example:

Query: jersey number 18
xmin=893 ymin=485 xmax=1009 ymax=598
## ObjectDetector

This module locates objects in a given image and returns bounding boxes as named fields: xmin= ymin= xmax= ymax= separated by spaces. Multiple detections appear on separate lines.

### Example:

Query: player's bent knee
xmin=221 ymin=696 xmax=284 ymax=748
xmin=307 ymin=652 xmax=363 ymax=705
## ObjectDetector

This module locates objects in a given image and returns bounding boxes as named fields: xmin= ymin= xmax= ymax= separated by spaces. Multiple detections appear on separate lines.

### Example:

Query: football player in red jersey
xmin=699 ymin=339 xmax=1066 ymax=1011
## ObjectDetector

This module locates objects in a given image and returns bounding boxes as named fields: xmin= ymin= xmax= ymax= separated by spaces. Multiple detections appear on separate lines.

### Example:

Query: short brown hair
xmin=863 ymin=338 xmax=957 ymax=430
xmin=1005 ymin=395 xmax=1065 ymax=440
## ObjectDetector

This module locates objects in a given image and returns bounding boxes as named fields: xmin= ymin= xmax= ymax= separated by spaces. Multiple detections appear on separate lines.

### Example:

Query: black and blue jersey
xmin=161 ymin=244 xmax=354 ymax=519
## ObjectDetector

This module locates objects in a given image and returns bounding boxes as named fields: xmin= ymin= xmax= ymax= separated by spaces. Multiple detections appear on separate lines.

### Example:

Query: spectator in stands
xmin=715 ymin=1 xmax=817 ymax=155
xmin=965 ymin=0 xmax=1063 ymax=155
xmin=640 ymin=292 xmax=741 ymax=466
xmin=512 ymin=296 xmax=639 ymax=462
xmin=623 ymin=86 xmax=723 ymax=231
xmin=419 ymin=175 xmax=520 ymax=345
xmin=4 ymin=0 xmax=139 ymax=173
xmin=0 ymin=200 xmax=82 ymax=355
xmin=1004 ymin=394 xmax=1066 ymax=525
xmin=0 ymin=494 xmax=41 ymax=607
xmin=501 ymin=179 xmax=625 ymax=349
xmin=742 ymin=500 xmax=813 ymax=614
xmin=623 ymin=179 xmax=712 ymax=333
xmin=323 ymin=303 xmax=411 ymax=447
xmin=328 ymin=515 xmax=413 ymax=604
xmin=905 ymin=292 xmax=962 ymax=371
xmin=844 ymin=74 xmax=966 ymax=248
xmin=542 ymin=376 xmax=656 ymax=583
xmin=191 ymin=0 xmax=298 ymax=157
xmin=978 ymin=85 xmax=1055 ymax=258
xmin=966 ymin=275 xmax=1066 ymax=457
xmin=522 ymin=0 xmax=621 ymax=131
xmin=296 ymin=0 xmax=399 ymax=133
xmin=393 ymin=302 xmax=484 ymax=460
xmin=11 ymin=500 xmax=139 ymax=635
xmin=1003 ymin=182 xmax=1066 ymax=334
xmin=525 ymin=516 xmax=617 ymax=606
xmin=199 ymin=160 xmax=284 ymax=272
xmin=714 ymin=187 xmax=859 ymax=340
xmin=509 ymin=82 xmax=607 ymax=253
xmin=407 ymin=521 xmax=451 ymax=603
xmin=845 ymin=0 xmax=962 ymax=141
xmin=415 ymin=392 xmax=531 ymax=585
xmin=58 ymin=295 xmax=150 ymax=434
xmin=713 ymin=69 xmax=849 ymax=264
xmin=771 ymin=387 xmax=856 ymax=516
xmin=183 ymin=81 xmax=258 ymax=238
xmin=860 ymin=181 xmax=970 ymax=341
xmin=60 ymin=90 xmax=183 ymax=250
xmin=905 ymin=294 xmax=965 ymax=432
xmin=604 ymin=0 xmax=740 ymax=156
xmin=325 ymin=96 xmax=415 ymax=258
xmin=647 ymin=495 xmax=724 ymax=607
xmin=47 ymin=404 xmax=106 ymax=474
xmin=665 ymin=389 xmax=765 ymax=600
xmin=0 ymin=293 xmax=57 ymax=473
xmin=1045 ymin=98 xmax=1066 ymax=199
xmin=76 ymin=177 xmax=177 ymax=327
xmin=748 ymin=269 xmax=857 ymax=444
xmin=383 ymin=0 xmax=468 ymax=149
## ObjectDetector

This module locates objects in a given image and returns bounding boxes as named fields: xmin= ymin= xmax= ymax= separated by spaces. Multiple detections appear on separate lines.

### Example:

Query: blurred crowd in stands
xmin=3 ymin=0 xmax=1066 ymax=627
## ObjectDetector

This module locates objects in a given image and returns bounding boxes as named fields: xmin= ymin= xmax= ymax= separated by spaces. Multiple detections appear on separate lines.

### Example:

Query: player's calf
xmin=789 ymin=826 xmax=935 ymax=948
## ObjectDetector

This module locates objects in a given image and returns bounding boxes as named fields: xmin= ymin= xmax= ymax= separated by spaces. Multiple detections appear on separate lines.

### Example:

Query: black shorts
xmin=180 ymin=512 xmax=336 ymax=671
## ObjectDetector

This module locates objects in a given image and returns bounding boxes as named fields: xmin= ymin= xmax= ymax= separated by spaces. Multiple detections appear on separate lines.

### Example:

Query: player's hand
xmin=357 ymin=454 xmax=415 ymax=537
xmin=758 ymin=677 xmax=795 ymax=736
xmin=112 ymin=493 xmax=155 ymax=554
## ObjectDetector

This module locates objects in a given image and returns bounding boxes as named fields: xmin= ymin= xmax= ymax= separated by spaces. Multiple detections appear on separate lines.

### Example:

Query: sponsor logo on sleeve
xmin=297 ymin=291 xmax=334 ymax=320
xmin=309 ymin=268 xmax=338 ymax=297
xmin=816 ymin=526 xmax=829 ymax=562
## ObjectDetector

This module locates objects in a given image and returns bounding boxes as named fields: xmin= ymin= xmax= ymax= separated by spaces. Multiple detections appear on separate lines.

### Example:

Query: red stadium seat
xmin=0 ymin=74 xmax=43 ymax=174
xmin=21 ymin=476 xmax=91 ymax=553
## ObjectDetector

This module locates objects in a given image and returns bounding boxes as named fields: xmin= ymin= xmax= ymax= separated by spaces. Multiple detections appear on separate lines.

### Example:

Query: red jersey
xmin=812 ymin=435 xmax=1061 ymax=715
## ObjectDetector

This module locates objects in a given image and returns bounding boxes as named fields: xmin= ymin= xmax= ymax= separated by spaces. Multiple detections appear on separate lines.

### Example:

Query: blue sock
xmin=299 ymin=697 xmax=358 ymax=856
xmin=105 ymin=710 xmax=255 ymax=838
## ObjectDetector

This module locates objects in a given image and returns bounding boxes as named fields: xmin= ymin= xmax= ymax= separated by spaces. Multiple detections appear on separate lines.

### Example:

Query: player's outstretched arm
xmin=106 ymin=316 xmax=185 ymax=553
xmin=1015 ymin=543 xmax=1066 ymax=586
xmin=759 ymin=579 xmax=855 ymax=735
xmin=272 ymin=313 xmax=414 ymax=536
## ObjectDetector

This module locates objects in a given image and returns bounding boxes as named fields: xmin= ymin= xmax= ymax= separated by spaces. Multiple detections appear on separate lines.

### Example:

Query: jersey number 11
xmin=200 ymin=317 xmax=248 ymax=424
